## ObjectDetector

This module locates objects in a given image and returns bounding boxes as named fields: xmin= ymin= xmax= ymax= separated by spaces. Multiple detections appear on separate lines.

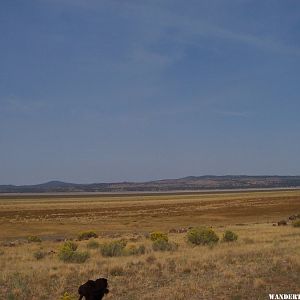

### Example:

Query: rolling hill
xmin=1 ymin=175 xmax=300 ymax=193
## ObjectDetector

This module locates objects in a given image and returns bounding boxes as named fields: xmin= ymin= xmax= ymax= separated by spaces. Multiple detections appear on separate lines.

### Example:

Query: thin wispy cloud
xmin=40 ymin=0 xmax=300 ymax=77
xmin=149 ymin=7 xmax=300 ymax=57
xmin=90 ymin=1 xmax=300 ymax=58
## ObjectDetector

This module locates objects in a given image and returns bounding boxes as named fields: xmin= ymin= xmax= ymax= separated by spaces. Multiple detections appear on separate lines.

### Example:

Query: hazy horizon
xmin=3 ymin=174 xmax=300 ymax=186
xmin=1 ymin=1 xmax=300 ymax=185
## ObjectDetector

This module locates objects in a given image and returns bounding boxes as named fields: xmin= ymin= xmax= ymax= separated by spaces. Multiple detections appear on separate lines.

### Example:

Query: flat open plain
xmin=1 ymin=189 xmax=300 ymax=239
xmin=1 ymin=190 xmax=300 ymax=299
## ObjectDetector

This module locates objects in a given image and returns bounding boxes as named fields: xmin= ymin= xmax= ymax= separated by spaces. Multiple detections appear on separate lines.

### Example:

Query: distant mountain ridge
xmin=1 ymin=175 xmax=300 ymax=193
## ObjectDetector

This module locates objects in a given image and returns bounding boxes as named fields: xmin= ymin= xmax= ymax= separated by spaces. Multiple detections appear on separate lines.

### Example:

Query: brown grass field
xmin=0 ymin=190 xmax=300 ymax=299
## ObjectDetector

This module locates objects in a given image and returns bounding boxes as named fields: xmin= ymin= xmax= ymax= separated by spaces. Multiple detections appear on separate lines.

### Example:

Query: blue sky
xmin=1 ymin=0 xmax=300 ymax=184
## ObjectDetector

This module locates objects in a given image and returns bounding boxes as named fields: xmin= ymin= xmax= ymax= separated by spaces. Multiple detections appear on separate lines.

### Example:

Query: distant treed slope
xmin=1 ymin=176 xmax=300 ymax=193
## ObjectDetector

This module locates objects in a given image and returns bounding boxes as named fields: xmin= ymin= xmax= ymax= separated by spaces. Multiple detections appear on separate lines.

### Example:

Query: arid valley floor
xmin=0 ymin=190 xmax=300 ymax=299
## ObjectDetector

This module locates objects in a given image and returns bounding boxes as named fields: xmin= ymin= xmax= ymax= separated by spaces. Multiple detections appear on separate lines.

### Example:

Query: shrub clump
xmin=150 ymin=232 xmax=168 ymax=242
xmin=27 ymin=236 xmax=42 ymax=243
xmin=187 ymin=227 xmax=219 ymax=245
xmin=63 ymin=241 xmax=78 ymax=251
xmin=125 ymin=244 xmax=146 ymax=256
xmin=100 ymin=240 xmax=127 ymax=257
xmin=152 ymin=239 xmax=178 ymax=252
xmin=58 ymin=241 xmax=89 ymax=263
xmin=222 ymin=230 xmax=238 ymax=242
xmin=60 ymin=292 xmax=76 ymax=300
xmin=33 ymin=250 xmax=47 ymax=260
xmin=292 ymin=220 xmax=300 ymax=227
xmin=78 ymin=231 xmax=98 ymax=241
xmin=87 ymin=239 xmax=100 ymax=249
xmin=70 ymin=251 xmax=90 ymax=263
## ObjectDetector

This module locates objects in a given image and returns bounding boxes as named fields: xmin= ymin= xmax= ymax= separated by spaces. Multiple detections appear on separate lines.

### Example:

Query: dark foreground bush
xmin=78 ymin=231 xmax=98 ymax=241
xmin=100 ymin=240 xmax=127 ymax=257
xmin=187 ymin=227 xmax=219 ymax=245
xmin=59 ymin=241 xmax=89 ymax=263
xmin=150 ymin=232 xmax=168 ymax=242
xmin=222 ymin=230 xmax=238 ymax=242
xmin=293 ymin=220 xmax=300 ymax=227
xmin=152 ymin=239 xmax=178 ymax=252
xmin=27 ymin=236 xmax=42 ymax=243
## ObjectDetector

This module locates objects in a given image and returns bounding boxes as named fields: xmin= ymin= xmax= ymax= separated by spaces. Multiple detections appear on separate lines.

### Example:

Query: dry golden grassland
xmin=0 ymin=190 xmax=300 ymax=299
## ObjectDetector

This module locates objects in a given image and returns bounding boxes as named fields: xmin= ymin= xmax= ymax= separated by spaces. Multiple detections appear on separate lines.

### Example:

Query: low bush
xmin=152 ymin=239 xmax=178 ymax=252
xmin=58 ymin=243 xmax=76 ymax=262
xmin=58 ymin=241 xmax=89 ymax=263
xmin=33 ymin=250 xmax=47 ymax=260
xmin=125 ymin=244 xmax=146 ymax=255
xmin=292 ymin=220 xmax=300 ymax=227
xmin=27 ymin=236 xmax=42 ymax=243
xmin=100 ymin=240 xmax=145 ymax=257
xmin=187 ymin=227 xmax=219 ymax=245
xmin=60 ymin=292 xmax=76 ymax=300
xmin=78 ymin=231 xmax=98 ymax=241
xmin=70 ymin=251 xmax=90 ymax=263
xmin=100 ymin=240 xmax=127 ymax=257
xmin=150 ymin=232 xmax=168 ymax=242
xmin=222 ymin=230 xmax=238 ymax=242
xmin=87 ymin=239 xmax=100 ymax=249
xmin=62 ymin=241 xmax=78 ymax=251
